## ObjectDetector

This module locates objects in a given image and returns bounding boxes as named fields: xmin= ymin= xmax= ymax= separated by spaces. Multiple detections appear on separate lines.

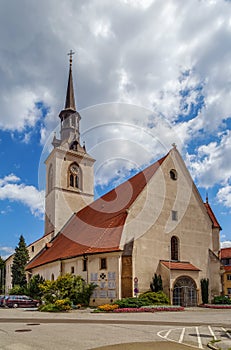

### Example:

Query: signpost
xmin=134 ymin=277 xmax=139 ymax=297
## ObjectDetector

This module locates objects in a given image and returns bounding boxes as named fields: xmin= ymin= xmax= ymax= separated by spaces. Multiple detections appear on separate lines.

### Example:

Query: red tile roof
xmin=224 ymin=265 xmax=231 ymax=272
xmin=161 ymin=260 xmax=200 ymax=271
xmin=26 ymin=154 xmax=167 ymax=270
xmin=204 ymin=202 xmax=221 ymax=229
xmin=221 ymin=248 xmax=231 ymax=259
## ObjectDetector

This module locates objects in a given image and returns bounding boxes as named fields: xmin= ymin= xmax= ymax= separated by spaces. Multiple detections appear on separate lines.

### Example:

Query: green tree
xmin=11 ymin=235 xmax=29 ymax=288
xmin=150 ymin=273 xmax=163 ymax=292
xmin=200 ymin=278 xmax=209 ymax=304
xmin=39 ymin=273 xmax=97 ymax=306
xmin=0 ymin=256 xmax=5 ymax=294
xmin=27 ymin=274 xmax=45 ymax=299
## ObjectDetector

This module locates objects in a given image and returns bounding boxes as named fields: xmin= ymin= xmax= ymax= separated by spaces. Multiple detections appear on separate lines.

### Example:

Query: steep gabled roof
xmin=204 ymin=202 xmax=222 ymax=229
xmin=26 ymin=153 xmax=167 ymax=270
xmin=161 ymin=260 xmax=200 ymax=271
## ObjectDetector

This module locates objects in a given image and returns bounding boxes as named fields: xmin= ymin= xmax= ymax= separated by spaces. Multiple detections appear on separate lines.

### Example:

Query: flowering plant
xmin=97 ymin=304 xmax=119 ymax=311
xmin=113 ymin=305 xmax=184 ymax=312
xmin=200 ymin=304 xmax=231 ymax=309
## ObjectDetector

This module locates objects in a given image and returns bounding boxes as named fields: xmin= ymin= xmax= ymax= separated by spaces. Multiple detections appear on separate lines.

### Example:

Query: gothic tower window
xmin=48 ymin=164 xmax=53 ymax=193
xmin=69 ymin=163 xmax=80 ymax=189
xmin=171 ymin=236 xmax=179 ymax=261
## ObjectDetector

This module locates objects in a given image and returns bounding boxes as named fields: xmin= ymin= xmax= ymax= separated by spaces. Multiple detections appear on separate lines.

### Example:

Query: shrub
xmin=212 ymin=295 xmax=231 ymax=305
xmin=98 ymin=304 xmax=119 ymax=311
xmin=39 ymin=274 xmax=97 ymax=306
xmin=139 ymin=291 xmax=170 ymax=305
xmin=39 ymin=298 xmax=72 ymax=312
xmin=27 ymin=274 xmax=45 ymax=299
xmin=113 ymin=297 xmax=149 ymax=308
xmin=9 ymin=285 xmax=26 ymax=295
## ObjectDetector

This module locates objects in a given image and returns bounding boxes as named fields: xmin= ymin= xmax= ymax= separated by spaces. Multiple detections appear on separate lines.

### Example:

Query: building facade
xmin=6 ymin=55 xmax=223 ymax=306
xmin=220 ymin=248 xmax=231 ymax=297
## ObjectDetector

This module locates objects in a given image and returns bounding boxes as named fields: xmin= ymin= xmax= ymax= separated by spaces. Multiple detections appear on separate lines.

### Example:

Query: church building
xmin=7 ymin=54 xmax=223 ymax=306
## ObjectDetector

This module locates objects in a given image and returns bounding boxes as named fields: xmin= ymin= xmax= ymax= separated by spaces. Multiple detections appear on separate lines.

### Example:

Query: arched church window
xmin=48 ymin=165 xmax=53 ymax=193
xmin=70 ymin=174 xmax=74 ymax=187
xmin=171 ymin=236 xmax=179 ymax=261
xmin=69 ymin=163 xmax=80 ymax=189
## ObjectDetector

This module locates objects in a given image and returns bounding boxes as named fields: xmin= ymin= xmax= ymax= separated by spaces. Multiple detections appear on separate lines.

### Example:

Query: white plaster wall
xmin=122 ymin=148 xmax=219 ymax=298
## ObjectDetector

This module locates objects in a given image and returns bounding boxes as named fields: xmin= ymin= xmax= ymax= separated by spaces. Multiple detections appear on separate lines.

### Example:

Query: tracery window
xmin=171 ymin=236 xmax=179 ymax=261
xmin=68 ymin=163 xmax=80 ymax=189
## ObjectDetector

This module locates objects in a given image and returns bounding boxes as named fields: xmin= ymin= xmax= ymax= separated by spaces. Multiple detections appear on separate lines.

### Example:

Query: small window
xmin=71 ymin=266 xmax=75 ymax=274
xmin=100 ymin=258 xmax=107 ymax=270
xmin=170 ymin=169 xmax=177 ymax=180
xmin=172 ymin=210 xmax=178 ymax=221
xmin=171 ymin=236 xmax=179 ymax=261
xmin=83 ymin=257 xmax=87 ymax=271
xmin=227 ymin=274 xmax=231 ymax=281
xmin=51 ymin=273 xmax=54 ymax=281
xmin=31 ymin=246 xmax=34 ymax=253
xmin=228 ymin=288 xmax=231 ymax=295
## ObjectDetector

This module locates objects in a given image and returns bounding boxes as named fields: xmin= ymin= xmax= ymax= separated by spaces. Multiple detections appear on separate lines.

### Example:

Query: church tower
xmin=44 ymin=51 xmax=95 ymax=236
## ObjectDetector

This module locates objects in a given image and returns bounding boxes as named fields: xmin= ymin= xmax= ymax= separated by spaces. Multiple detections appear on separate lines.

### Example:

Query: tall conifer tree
xmin=11 ymin=235 xmax=29 ymax=287
xmin=0 ymin=256 xmax=5 ymax=293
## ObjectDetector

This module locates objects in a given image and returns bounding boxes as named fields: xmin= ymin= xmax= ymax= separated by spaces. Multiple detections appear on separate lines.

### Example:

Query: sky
xmin=0 ymin=0 xmax=231 ymax=259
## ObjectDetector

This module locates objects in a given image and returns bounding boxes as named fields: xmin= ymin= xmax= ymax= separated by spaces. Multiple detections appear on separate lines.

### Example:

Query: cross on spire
xmin=64 ymin=50 xmax=76 ymax=111
xmin=67 ymin=50 xmax=75 ymax=67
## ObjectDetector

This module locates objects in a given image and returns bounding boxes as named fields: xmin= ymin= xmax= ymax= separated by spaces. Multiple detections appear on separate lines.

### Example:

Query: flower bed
xmin=113 ymin=305 xmax=184 ymax=313
xmin=200 ymin=304 xmax=231 ymax=309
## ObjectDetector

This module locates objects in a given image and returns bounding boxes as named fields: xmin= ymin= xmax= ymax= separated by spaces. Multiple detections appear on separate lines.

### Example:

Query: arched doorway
xmin=173 ymin=276 xmax=197 ymax=307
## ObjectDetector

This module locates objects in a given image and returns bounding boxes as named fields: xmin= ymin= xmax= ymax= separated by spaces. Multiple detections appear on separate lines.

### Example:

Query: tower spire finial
xmin=67 ymin=49 xmax=75 ymax=67
xmin=65 ymin=50 xmax=76 ymax=111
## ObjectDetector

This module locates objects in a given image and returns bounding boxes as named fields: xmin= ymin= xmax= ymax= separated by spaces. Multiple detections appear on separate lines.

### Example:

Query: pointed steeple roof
xmin=65 ymin=50 xmax=76 ymax=111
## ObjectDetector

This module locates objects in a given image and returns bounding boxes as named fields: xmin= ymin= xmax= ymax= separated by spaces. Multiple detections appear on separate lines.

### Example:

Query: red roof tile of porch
xmin=161 ymin=260 xmax=200 ymax=271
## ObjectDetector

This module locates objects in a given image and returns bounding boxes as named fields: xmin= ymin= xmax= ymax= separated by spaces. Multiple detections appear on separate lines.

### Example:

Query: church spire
xmin=58 ymin=51 xmax=81 ymax=144
xmin=65 ymin=50 xmax=76 ymax=111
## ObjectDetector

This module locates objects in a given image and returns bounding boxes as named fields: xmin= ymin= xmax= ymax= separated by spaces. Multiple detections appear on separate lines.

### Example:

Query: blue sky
xmin=0 ymin=0 xmax=231 ymax=259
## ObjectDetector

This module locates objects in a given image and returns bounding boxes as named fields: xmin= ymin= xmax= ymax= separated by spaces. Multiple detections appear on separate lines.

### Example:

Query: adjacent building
xmin=220 ymin=248 xmax=231 ymax=297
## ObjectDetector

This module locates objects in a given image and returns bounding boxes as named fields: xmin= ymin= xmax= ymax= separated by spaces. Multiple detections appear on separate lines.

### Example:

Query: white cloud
xmin=0 ymin=0 xmax=230 ymax=139
xmin=217 ymin=185 xmax=231 ymax=208
xmin=186 ymin=130 xmax=231 ymax=188
xmin=0 ymin=174 xmax=45 ymax=217
xmin=221 ymin=241 xmax=231 ymax=249
xmin=0 ymin=246 xmax=15 ymax=260
xmin=0 ymin=0 xmax=231 ymax=202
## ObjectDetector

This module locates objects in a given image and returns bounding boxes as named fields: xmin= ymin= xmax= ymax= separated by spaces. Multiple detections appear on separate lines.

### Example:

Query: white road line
xmin=208 ymin=325 xmax=217 ymax=340
xmin=195 ymin=326 xmax=203 ymax=349
xmin=179 ymin=327 xmax=185 ymax=343
xmin=163 ymin=329 xmax=172 ymax=338
xmin=222 ymin=327 xmax=231 ymax=339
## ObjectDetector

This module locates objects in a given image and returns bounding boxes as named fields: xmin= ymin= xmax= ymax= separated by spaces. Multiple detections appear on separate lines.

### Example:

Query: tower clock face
xmin=70 ymin=164 xmax=79 ymax=174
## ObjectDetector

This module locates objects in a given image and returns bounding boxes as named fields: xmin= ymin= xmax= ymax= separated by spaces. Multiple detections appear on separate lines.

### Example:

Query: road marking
xmin=208 ymin=325 xmax=217 ymax=340
xmin=179 ymin=327 xmax=185 ymax=343
xmin=222 ymin=327 xmax=231 ymax=339
xmin=195 ymin=327 xmax=203 ymax=349
xmin=163 ymin=329 xmax=172 ymax=338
